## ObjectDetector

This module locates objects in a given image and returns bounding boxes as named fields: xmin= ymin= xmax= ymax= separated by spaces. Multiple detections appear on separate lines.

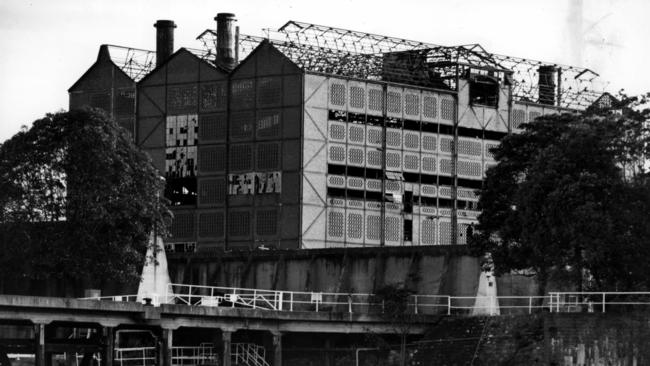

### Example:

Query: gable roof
xmin=137 ymin=47 xmax=227 ymax=85
xmin=68 ymin=45 xmax=139 ymax=92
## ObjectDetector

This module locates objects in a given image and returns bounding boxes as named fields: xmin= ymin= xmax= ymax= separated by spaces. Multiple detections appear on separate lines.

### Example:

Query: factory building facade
xmin=69 ymin=14 xmax=601 ymax=252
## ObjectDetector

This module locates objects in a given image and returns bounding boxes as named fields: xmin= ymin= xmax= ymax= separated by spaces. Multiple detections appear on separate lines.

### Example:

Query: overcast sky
xmin=0 ymin=0 xmax=648 ymax=142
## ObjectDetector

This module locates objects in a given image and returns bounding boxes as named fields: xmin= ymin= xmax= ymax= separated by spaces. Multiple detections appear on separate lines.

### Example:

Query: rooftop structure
xmin=196 ymin=20 xmax=604 ymax=109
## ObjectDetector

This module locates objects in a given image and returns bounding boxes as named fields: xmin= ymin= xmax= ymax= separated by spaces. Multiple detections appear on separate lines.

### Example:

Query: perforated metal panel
xmin=384 ymin=216 xmax=401 ymax=244
xmin=366 ymin=127 xmax=383 ymax=147
xmin=329 ymin=121 xmax=347 ymax=142
xmin=171 ymin=212 xmax=195 ymax=238
xmin=366 ymin=179 xmax=382 ymax=192
xmin=386 ymin=151 xmax=402 ymax=170
xmin=511 ymin=108 xmax=526 ymax=129
xmin=198 ymin=177 xmax=226 ymax=205
xmin=349 ymin=85 xmax=365 ymax=110
xmin=439 ymin=220 xmax=452 ymax=245
xmin=256 ymin=209 xmax=278 ymax=236
xmin=440 ymin=158 xmax=453 ymax=176
xmin=200 ymin=113 xmax=227 ymax=142
xmin=457 ymin=138 xmax=482 ymax=157
xmin=347 ymin=199 xmax=364 ymax=209
xmin=327 ymin=175 xmax=346 ymax=188
xmin=256 ymin=110 xmax=281 ymax=139
xmin=230 ymin=111 xmax=254 ymax=140
xmin=200 ymin=82 xmax=227 ymax=112
xmin=439 ymin=137 xmax=453 ymax=154
xmin=257 ymin=76 xmax=282 ymax=107
xmin=230 ymin=79 xmax=255 ymax=110
xmin=458 ymin=188 xmax=479 ymax=201
xmin=457 ymin=223 xmax=471 ymax=245
xmin=168 ymin=85 xmax=198 ymax=114
xmin=346 ymin=210 xmax=364 ymax=241
xmin=386 ymin=129 xmax=402 ymax=148
xmin=228 ymin=210 xmax=251 ymax=237
xmin=404 ymin=92 xmax=420 ymax=118
xmin=347 ymin=146 xmax=365 ymax=167
xmin=440 ymin=98 xmax=456 ymax=122
xmin=198 ymin=145 xmax=226 ymax=173
xmin=348 ymin=125 xmax=365 ymax=145
xmin=421 ymin=155 xmax=437 ymax=174
xmin=387 ymin=90 xmax=402 ymax=116
xmin=328 ymin=143 xmax=346 ymax=164
xmin=257 ymin=143 xmax=280 ymax=170
xmin=198 ymin=211 xmax=225 ymax=238
xmin=403 ymin=132 xmax=420 ymax=151
xmin=422 ymin=94 xmax=438 ymax=121
xmin=529 ymin=111 xmax=542 ymax=122
xmin=385 ymin=180 xmax=402 ymax=193
xmin=368 ymin=87 xmax=383 ymax=115
xmin=366 ymin=214 xmax=382 ymax=242
xmin=346 ymin=177 xmax=365 ymax=190
xmin=457 ymin=160 xmax=482 ymax=178
xmin=327 ymin=209 xmax=345 ymax=239
xmin=229 ymin=144 xmax=253 ymax=172
xmin=439 ymin=186 xmax=453 ymax=198
xmin=330 ymin=82 xmax=346 ymax=107
xmin=366 ymin=148 xmax=383 ymax=168
xmin=421 ymin=218 xmax=436 ymax=245
xmin=403 ymin=153 xmax=420 ymax=172
xmin=421 ymin=184 xmax=437 ymax=197
xmin=422 ymin=133 xmax=437 ymax=152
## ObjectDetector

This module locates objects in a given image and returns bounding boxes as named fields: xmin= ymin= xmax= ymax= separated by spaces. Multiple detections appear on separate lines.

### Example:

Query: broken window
xmin=469 ymin=74 xmax=499 ymax=107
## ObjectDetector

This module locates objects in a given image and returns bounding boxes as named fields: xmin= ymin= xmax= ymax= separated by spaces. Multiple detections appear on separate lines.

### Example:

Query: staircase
xmin=231 ymin=343 xmax=269 ymax=366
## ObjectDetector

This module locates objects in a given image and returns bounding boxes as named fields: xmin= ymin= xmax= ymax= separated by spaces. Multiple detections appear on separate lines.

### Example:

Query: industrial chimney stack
xmin=154 ymin=20 xmax=176 ymax=67
xmin=215 ymin=13 xmax=238 ymax=71
xmin=538 ymin=65 xmax=557 ymax=106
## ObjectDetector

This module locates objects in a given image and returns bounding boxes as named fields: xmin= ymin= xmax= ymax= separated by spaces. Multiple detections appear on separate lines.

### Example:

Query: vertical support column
xmin=34 ymin=323 xmax=45 ymax=366
xmin=103 ymin=327 xmax=114 ymax=366
xmin=161 ymin=329 xmax=173 ymax=366
xmin=222 ymin=331 xmax=232 ymax=366
xmin=324 ymin=338 xmax=332 ymax=366
xmin=272 ymin=332 xmax=282 ymax=366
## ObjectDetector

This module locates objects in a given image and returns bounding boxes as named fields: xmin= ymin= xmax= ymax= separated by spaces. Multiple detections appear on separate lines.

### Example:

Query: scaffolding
xmin=195 ymin=20 xmax=604 ymax=110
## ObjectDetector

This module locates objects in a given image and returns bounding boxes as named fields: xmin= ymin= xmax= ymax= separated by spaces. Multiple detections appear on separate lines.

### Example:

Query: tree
xmin=472 ymin=99 xmax=650 ymax=294
xmin=0 ymin=108 xmax=169 ymax=290
xmin=371 ymin=284 xmax=417 ymax=366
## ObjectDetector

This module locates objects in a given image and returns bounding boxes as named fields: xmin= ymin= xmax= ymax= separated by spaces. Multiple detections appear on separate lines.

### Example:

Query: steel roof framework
xmin=193 ymin=20 xmax=605 ymax=109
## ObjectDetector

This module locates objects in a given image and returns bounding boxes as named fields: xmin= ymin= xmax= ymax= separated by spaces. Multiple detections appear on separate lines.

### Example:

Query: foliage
xmin=0 ymin=108 xmax=169 ymax=285
xmin=472 ymin=97 xmax=650 ymax=293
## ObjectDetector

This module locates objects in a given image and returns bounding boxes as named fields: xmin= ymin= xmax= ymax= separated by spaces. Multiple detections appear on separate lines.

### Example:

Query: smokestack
xmin=538 ymin=65 xmax=557 ymax=106
xmin=215 ymin=13 xmax=237 ymax=71
xmin=154 ymin=20 xmax=176 ymax=67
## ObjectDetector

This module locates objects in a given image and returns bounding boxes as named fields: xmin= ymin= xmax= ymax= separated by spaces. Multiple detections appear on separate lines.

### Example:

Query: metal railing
xmin=81 ymin=285 xmax=650 ymax=316
xmin=549 ymin=292 xmax=650 ymax=313
xmin=114 ymin=347 xmax=156 ymax=366
xmin=167 ymin=283 xmax=549 ymax=315
xmin=231 ymin=343 xmax=268 ymax=366
xmin=171 ymin=343 xmax=217 ymax=366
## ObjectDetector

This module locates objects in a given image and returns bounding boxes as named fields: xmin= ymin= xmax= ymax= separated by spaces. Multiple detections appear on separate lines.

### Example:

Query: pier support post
xmin=34 ymin=323 xmax=45 ymax=366
xmin=161 ymin=329 xmax=173 ymax=366
xmin=272 ymin=332 xmax=282 ymax=366
xmin=103 ymin=326 xmax=114 ymax=366
xmin=222 ymin=331 xmax=232 ymax=366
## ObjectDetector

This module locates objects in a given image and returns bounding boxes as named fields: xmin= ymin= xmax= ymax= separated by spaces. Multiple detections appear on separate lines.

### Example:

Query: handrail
xmin=81 ymin=285 xmax=650 ymax=316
